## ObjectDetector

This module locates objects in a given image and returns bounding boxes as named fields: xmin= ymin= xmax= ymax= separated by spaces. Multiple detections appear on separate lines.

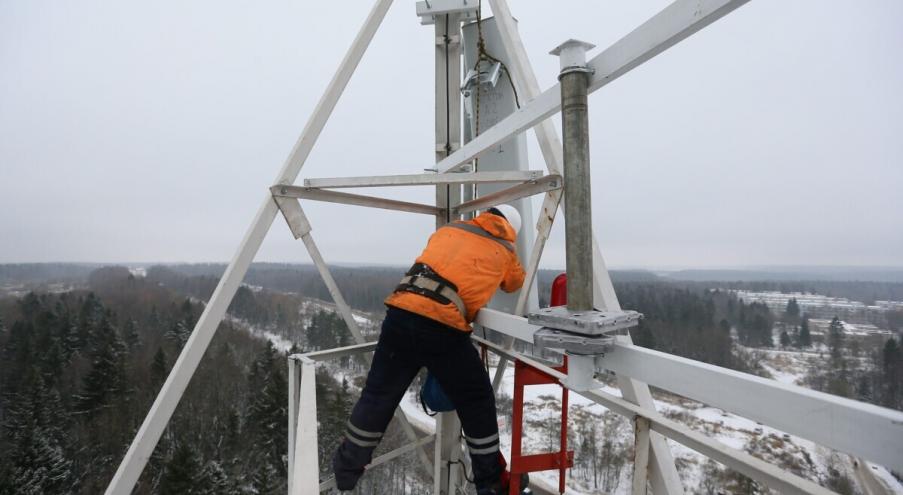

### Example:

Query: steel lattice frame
xmin=106 ymin=1 xmax=903 ymax=494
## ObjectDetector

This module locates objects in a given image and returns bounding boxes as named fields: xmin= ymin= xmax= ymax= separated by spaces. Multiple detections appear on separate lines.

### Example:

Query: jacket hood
xmin=473 ymin=212 xmax=517 ymax=242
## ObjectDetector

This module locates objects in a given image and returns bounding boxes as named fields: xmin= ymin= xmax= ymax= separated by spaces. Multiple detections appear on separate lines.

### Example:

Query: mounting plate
xmin=533 ymin=328 xmax=614 ymax=356
xmin=527 ymin=306 xmax=642 ymax=336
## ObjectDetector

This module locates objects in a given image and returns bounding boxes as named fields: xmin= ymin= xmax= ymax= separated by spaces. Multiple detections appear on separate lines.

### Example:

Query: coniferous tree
xmin=828 ymin=316 xmax=844 ymax=361
xmin=164 ymin=320 xmax=190 ymax=346
xmin=246 ymin=344 xmax=288 ymax=479
xmin=779 ymin=330 xmax=791 ymax=348
xmin=784 ymin=298 xmax=800 ymax=324
xmin=882 ymin=338 xmax=901 ymax=407
xmin=75 ymin=293 xmax=105 ymax=353
xmin=160 ymin=442 xmax=202 ymax=495
xmin=799 ymin=316 xmax=812 ymax=347
xmin=73 ymin=317 xmax=128 ymax=416
xmin=40 ymin=339 xmax=67 ymax=387
xmin=151 ymin=347 xmax=168 ymax=390
xmin=250 ymin=462 xmax=280 ymax=495
xmin=0 ymin=372 xmax=73 ymax=495
xmin=198 ymin=460 xmax=234 ymax=494
xmin=123 ymin=318 xmax=141 ymax=350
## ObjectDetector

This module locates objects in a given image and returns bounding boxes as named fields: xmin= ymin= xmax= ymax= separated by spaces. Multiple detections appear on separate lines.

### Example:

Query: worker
xmin=333 ymin=205 xmax=526 ymax=494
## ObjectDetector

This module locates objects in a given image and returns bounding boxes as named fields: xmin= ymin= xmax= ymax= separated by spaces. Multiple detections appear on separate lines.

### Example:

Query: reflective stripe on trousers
xmin=332 ymin=307 xmax=502 ymax=491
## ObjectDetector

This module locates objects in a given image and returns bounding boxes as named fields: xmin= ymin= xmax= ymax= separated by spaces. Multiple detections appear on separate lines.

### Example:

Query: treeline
xmin=0 ymin=263 xmax=100 ymax=286
xmin=702 ymin=279 xmax=903 ymax=306
xmin=159 ymin=263 xmax=404 ymax=314
xmin=0 ymin=267 xmax=292 ymax=494
xmin=613 ymin=284 xmax=772 ymax=372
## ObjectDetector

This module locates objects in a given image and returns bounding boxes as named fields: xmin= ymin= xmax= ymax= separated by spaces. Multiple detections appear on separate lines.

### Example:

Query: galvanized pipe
xmin=559 ymin=56 xmax=593 ymax=311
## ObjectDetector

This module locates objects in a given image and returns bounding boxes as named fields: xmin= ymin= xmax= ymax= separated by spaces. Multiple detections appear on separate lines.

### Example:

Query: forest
xmin=1 ymin=263 xmax=901 ymax=493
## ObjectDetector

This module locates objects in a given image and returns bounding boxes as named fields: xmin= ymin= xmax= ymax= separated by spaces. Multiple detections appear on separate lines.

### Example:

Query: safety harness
xmin=394 ymin=222 xmax=515 ymax=320
xmin=395 ymin=262 xmax=467 ymax=318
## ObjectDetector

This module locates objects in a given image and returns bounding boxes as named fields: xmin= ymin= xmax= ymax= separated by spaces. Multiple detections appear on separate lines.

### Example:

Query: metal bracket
xmin=533 ymin=327 xmax=614 ymax=356
xmin=272 ymin=195 xmax=311 ymax=239
xmin=436 ymin=34 xmax=461 ymax=47
xmin=528 ymin=306 xmax=642 ymax=337
xmin=416 ymin=0 xmax=479 ymax=25
xmin=461 ymin=61 xmax=502 ymax=97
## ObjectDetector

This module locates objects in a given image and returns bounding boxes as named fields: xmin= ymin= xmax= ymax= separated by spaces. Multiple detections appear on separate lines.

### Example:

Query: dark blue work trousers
xmin=333 ymin=307 xmax=501 ymax=491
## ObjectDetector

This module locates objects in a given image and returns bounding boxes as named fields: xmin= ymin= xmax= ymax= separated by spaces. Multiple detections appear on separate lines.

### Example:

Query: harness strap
xmin=441 ymin=222 xmax=515 ymax=253
xmin=397 ymin=275 xmax=467 ymax=319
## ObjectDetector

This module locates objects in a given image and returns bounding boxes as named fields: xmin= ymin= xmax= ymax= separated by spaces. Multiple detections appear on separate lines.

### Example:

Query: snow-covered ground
xmin=243 ymin=302 xmax=903 ymax=494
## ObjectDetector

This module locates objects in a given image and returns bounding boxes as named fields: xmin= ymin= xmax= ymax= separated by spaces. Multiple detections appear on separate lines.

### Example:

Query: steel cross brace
xmin=105 ymin=2 xmax=399 ymax=493
xmin=479 ymin=0 xmax=755 ymax=491
xmin=437 ymin=0 xmax=751 ymax=174
xmin=272 ymin=196 xmax=435 ymax=485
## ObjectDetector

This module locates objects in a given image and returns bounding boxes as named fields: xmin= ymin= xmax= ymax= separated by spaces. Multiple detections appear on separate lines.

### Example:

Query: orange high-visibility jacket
xmin=385 ymin=212 xmax=526 ymax=331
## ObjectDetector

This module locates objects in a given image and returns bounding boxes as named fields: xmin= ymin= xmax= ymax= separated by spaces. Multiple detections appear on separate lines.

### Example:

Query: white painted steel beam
xmin=437 ymin=0 xmax=750 ymax=174
xmin=473 ymin=336 xmax=834 ymax=495
xmin=434 ymin=12 xmax=465 ymax=494
xmin=632 ymin=417 xmax=651 ymax=495
xmin=597 ymin=341 xmax=903 ymax=473
xmin=287 ymin=358 xmax=301 ymax=494
xmin=291 ymin=357 xmax=319 ymax=495
xmin=105 ymin=3 xmax=396 ymax=492
xmin=289 ymin=342 xmax=378 ymax=362
xmin=489 ymin=189 xmax=561 ymax=392
xmin=273 ymin=195 xmax=312 ymax=239
xmin=272 ymin=185 xmax=443 ymax=217
xmin=303 ymin=171 xmax=542 ymax=188
xmin=289 ymin=202 xmax=435 ymax=477
xmin=451 ymin=174 xmax=561 ymax=216
xmin=474 ymin=308 xmax=542 ymax=343
xmin=645 ymin=418 xmax=833 ymax=495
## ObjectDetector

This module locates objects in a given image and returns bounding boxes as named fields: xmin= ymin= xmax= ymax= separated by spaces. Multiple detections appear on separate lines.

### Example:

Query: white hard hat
xmin=491 ymin=204 xmax=522 ymax=234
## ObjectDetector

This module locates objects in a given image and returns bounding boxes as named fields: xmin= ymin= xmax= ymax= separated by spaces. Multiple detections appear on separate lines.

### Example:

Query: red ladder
xmin=509 ymin=356 xmax=574 ymax=495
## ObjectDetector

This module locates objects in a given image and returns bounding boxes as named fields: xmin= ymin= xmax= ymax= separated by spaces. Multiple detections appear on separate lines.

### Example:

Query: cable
xmin=471 ymin=0 xmax=521 ymax=174
xmin=448 ymin=459 xmax=475 ymax=484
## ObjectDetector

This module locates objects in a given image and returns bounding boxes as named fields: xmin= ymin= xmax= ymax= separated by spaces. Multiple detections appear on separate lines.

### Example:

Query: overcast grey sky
xmin=1 ymin=1 xmax=901 ymax=269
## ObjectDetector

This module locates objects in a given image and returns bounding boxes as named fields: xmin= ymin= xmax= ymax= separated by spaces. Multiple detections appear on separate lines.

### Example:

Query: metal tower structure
xmin=107 ymin=1 xmax=903 ymax=494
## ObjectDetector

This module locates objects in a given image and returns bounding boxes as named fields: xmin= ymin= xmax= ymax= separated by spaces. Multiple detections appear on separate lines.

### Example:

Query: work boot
xmin=476 ymin=480 xmax=504 ymax=495
xmin=477 ymin=473 xmax=531 ymax=495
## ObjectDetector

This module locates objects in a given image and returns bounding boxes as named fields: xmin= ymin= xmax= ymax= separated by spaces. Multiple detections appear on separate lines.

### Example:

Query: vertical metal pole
xmin=633 ymin=417 xmax=651 ymax=495
xmin=474 ymin=5 xmax=684 ymax=491
xmin=287 ymin=357 xmax=301 ymax=494
xmin=555 ymin=40 xmax=595 ymax=312
xmin=435 ymin=13 xmax=462 ymax=226
xmin=559 ymin=365 xmax=569 ymax=494
xmin=509 ymin=361 xmax=526 ymax=495
xmin=488 ymin=0 xmax=621 ymax=313
xmin=434 ymin=13 xmax=464 ymax=495
xmin=291 ymin=357 xmax=319 ymax=495
xmin=433 ymin=416 xmax=444 ymax=494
